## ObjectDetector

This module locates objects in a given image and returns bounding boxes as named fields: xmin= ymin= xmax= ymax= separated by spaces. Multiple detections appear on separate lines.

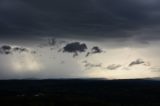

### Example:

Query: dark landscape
xmin=1 ymin=0 xmax=160 ymax=106
xmin=0 ymin=79 xmax=160 ymax=106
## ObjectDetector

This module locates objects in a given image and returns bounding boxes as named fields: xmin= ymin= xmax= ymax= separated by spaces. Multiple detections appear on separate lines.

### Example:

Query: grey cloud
xmin=0 ymin=45 xmax=32 ymax=55
xmin=63 ymin=42 xmax=87 ymax=57
xmin=48 ymin=38 xmax=56 ymax=46
xmin=38 ymin=38 xmax=57 ymax=48
xmin=1 ymin=0 xmax=160 ymax=42
xmin=150 ymin=67 xmax=160 ymax=72
xmin=0 ymin=45 xmax=12 ymax=54
xmin=107 ymin=64 xmax=121 ymax=70
xmin=31 ymin=51 xmax=37 ymax=54
xmin=13 ymin=47 xmax=29 ymax=53
xmin=86 ymin=46 xmax=103 ymax=57
xmin=83 ymin=61 xmax=102 ymax=70
xmin=129 ymin=59 xmax=145 ymax=67
xmin=38 ymin=38 xmax=67 ymax=49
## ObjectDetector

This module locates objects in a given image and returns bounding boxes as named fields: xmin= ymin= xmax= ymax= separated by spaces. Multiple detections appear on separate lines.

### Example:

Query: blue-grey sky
xmin=0 ymin=0 xmax=160 ymax=79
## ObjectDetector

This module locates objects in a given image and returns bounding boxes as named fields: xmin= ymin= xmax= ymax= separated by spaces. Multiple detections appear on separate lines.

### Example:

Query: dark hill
xmin=0 ymin=79 xmax=160 ymax=106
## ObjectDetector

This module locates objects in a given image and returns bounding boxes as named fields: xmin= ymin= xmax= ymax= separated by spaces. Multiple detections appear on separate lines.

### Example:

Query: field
xmin=0 ymin=79 xmax=160 ymax=106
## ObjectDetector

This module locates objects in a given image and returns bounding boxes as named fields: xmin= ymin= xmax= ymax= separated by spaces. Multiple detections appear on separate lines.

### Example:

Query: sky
xmin=0 ymin=0 xmax=160 ymax=79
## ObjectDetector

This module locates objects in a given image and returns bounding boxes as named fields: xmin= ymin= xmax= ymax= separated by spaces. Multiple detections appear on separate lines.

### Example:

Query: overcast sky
xmin=0 ymin=0 xmax=160 ymax=79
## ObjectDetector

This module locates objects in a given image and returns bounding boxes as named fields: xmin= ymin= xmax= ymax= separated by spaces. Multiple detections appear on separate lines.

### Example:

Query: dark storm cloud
xmin=107 ymin=64 xmax=121 ymax=70
xmin=0 ymin=45 xmax=12 ymax=54
xmin=13 ymin=47 xmax=29 ymax=53
xmin=86 ymin=46 xmax=103 ymax=57
xmin=63 ymin=42 xmax=87 ymax=57
xmin=91 ymin=47 xmax=103 ymax=53
xmin=129 ymin=59 xmax=145 ymax=67
xmin=1 ymin=0 xmax=160 ymax=42
xmin=0 ymin=45 xmax=31 ymax=55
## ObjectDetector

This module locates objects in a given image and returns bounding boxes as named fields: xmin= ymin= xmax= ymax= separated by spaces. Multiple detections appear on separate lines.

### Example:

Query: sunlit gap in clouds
xmin=87 ymin=67 xmax=159 ymax=80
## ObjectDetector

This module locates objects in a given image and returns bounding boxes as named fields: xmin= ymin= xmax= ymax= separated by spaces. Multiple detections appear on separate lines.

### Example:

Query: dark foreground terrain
xmin=0 ymin=79 xmax=160 ymax=106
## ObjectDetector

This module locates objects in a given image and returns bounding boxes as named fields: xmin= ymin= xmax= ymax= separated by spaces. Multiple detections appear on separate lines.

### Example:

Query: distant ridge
xmin=1 ymin=77 xmax=160 ymax=82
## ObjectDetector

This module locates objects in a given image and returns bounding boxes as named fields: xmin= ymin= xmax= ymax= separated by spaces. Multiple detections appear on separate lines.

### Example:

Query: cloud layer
xmin=1 ymin=0 xmax=160 ymax=42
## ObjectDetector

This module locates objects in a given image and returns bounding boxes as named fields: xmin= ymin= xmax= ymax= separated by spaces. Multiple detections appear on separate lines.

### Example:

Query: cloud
xmin=0 ymin=0 xmax=160 ymax=43
xmin=63 ymin=42 xmax=87 ymax=57
xmin=38 ymin=38 xmax=57 ymax=48
xmin=31 ymin=51 xmax=37 ymax=54
xmin=129 ymin=59 xmax=146 ymax=67
xmin=86 ymin=46 xmax=103 ymax=57
xmin=107 ymin=64 xmax=121 ymax=70
xmin=150 ymin=67 xmax=160 ymax=72
xmin=82 ymin=60 xmax=102 ymax=70
xmin=38 ymin=38 xmax=67 ymax=49
xmin=13 ymin=47 xmax=29 ymax=53
xmin=48 ymin=38 xmax=56 ymax=46
xmin=0 ymin=45 xmax=32 ymax=55
xmin=0 ymin=45 xmax=12 ymax=54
